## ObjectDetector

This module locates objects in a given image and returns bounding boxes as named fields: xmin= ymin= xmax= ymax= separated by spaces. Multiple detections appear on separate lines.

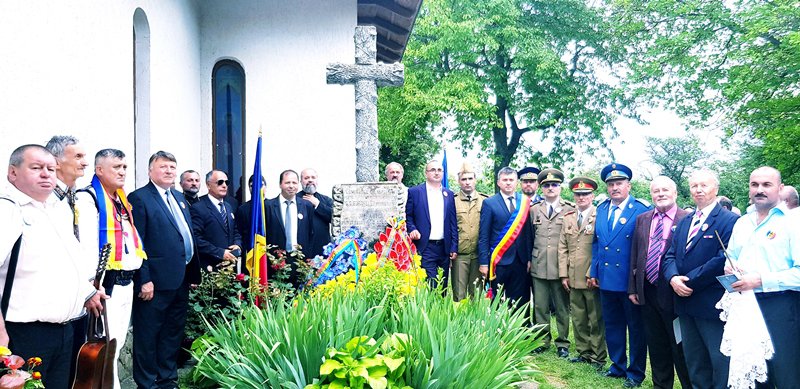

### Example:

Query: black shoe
xmin=532 ymin=346 xmax=548 ymax=354
xmin=603 ymin=370 xmax=625 ymax=379
xmin=557 ymin=347 xmax=569 ymax=358
xmin=622 ymin=378 xmax=642 ymax=388
xmin=569 ymin=356 xmax=588 ymax=363
xmin=590 ymin=361 xmax=605 ymax=371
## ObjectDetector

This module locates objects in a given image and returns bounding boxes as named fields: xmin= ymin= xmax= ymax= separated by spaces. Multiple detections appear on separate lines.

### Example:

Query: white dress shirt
xmin=280 ymin=195 xmax=299 ymax=249
xmin=76 ymin=187 xmax=143 ymax=271
xmin=426 ymin=184 xmax=445 ymax=240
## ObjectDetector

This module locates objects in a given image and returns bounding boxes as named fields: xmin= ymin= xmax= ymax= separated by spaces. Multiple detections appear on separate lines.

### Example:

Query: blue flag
xmin=442 ymin=148 xmax=449 ymax=189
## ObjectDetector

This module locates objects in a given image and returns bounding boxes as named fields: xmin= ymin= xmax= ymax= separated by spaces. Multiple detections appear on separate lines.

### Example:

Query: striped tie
xmin=685 ymin=211 xmax=703 ymax=250
xmin=645 ymin=213 xmax=665 ymax=284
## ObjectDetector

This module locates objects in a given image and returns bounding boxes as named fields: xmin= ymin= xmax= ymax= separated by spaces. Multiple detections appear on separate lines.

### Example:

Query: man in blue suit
xmin=128 ymin=151 xmax=201 ymax=389
xmin=190 ymin=170 xmax=242 ymax=271
xmin=265 ymin=169 xmax=314 ymax=287
xmin=406 ymin=160 xmax=458 ymax=287
xmin=589 ymin=163 xmax=650 ymax=388
xmin=663 ymin=169 xmax=738 ymax=389
xmin=478 ymin=167 xmax=533 ymax=308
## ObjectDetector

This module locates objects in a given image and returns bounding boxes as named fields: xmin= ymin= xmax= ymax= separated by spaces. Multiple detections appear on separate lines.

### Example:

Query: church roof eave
xmin=357 ymin=0 xmax=423 ymax=63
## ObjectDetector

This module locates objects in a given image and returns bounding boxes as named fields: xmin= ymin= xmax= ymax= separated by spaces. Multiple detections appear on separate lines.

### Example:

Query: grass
xmin=531 ymin=317 xmax=683 ymax=389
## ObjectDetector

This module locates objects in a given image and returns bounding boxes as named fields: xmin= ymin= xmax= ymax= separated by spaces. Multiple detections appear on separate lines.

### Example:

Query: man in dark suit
xmin=265 ymin=170 xmax=314 ymax=287
xmin=406 ymin=160 xmax=458 ymax=287
xmin=663 ymin=169 xmax=738 ymax=389
xmin=298 ymin=168 xmax=333 ymax=257
xmin=190 ymin=170 xmax=242 ymax=271
xmin=128 ymin=151 xmax=201 ymax=389
xmin=589 ymin=163 xmax=650 ymax=388
xmin=478 ymin=166 xmax=533 ymax=309
xmin=236 ymin=174 xmax=265 ymax=257
xmin=628 ymin=176 xmax=691 ymax=389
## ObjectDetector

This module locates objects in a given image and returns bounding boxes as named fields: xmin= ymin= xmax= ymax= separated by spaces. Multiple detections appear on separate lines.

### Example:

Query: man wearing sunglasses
xmin=190 ymin=170 xmax=242 ymax=271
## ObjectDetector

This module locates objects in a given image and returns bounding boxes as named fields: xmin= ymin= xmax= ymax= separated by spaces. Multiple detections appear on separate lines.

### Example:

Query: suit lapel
xmin=149 ymin=183 xmax=180 ymax=232
xmin=686 ymin=204 xmax=720 ymax=254
xmin=272 ymin=198 xmax=287 ymax=238
xmin=205 ymin=197 xmax=227 ymax=230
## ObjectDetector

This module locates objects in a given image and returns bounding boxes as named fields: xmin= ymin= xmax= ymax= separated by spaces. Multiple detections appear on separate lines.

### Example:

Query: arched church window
xmin=212 ymin=60 xmax=246 ymax=205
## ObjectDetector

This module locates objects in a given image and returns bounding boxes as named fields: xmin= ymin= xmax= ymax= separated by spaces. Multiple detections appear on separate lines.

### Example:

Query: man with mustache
xmin=663 ymin=169 xmax=738 ymax=389
xmin=298 ymin=168 xmax=333 ymax=257
xmin=726 ymin=166 xmax=800 ymax=388
xmin=628 ymin=176 xmax=691 ymax=389
xmin=590 ymin=163 xmax=650 ymax=388
xmin=180 ymin=170 xmax=201 ymax=206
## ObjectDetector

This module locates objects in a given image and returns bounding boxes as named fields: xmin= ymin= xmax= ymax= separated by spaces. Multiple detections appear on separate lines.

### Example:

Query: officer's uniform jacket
xmin=455 ymin=191 xmax=488 ymax=255
xmin=558 ymin=206 xmax=596 ymax=289
xmin=530 ymin=198 xmax=575 ymax=280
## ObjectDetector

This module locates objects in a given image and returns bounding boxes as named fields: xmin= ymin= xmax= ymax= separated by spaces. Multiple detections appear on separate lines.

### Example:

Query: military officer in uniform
xmin=559 ymin=176 xmax=607 ymax=370
xmin=530 ymin=168 xmax=575 ymax=357
xmin=518 ymin=166 xmax=542 ymax=204
xmin=452 ymin=163 xmax=488 ymax=301
xmin=589 ymin=163 xmax=651 ymax=388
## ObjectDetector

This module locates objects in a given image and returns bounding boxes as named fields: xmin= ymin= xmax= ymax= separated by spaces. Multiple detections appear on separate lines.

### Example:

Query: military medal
xmin=619 ymin=217 xmax=627 ymax=225
xmin=585 ymin=224 xmax=593 ymax=233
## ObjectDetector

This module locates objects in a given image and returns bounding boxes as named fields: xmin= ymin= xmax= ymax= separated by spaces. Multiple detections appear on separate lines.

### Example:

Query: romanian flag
xmin=246 ymin=134 xmax=268 ymax=287
xmin=442 ymin=148 xmax=449 ymax=190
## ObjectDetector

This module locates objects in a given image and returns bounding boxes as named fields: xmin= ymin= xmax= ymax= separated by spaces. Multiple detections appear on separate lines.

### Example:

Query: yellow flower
xmin=0 ymin=346 xmax=10 ymax=356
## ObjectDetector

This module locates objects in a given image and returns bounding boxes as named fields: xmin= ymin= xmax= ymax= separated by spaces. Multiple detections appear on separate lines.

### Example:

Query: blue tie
xmin=607 ymin=205 xmax=619 ymax=231
xmin=284 ymin=200 xmax=293 ymax=251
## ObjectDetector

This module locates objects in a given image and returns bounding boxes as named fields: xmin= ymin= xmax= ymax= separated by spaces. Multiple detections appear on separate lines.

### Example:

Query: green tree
xmin=612 ymin=0 xmax=800 ymax=183
xmin=644 ymin=135 xmax=711 ymax=204
xmin=380 ymin=0 xmax=635 ymax=183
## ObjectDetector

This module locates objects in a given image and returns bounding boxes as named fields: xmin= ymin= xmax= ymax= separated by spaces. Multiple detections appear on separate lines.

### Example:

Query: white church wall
xmin=0 ymin=1 xmax=202 ymax=191
xmin=197 ymin=0 xmax=358 ymax=199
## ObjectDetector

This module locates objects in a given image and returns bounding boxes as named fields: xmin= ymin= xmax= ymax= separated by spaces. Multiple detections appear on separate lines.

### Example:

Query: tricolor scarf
xmin=489 ymin=194 xmax=531 ymax=280
xmin=91 ymin=175 xmax=147 ymax=269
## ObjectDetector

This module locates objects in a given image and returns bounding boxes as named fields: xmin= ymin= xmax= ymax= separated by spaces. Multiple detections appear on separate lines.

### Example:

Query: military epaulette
xmin=561 ymin=199 xmax=576 ymax=207
xmin=563 ymin=209 xmax=577 ymax=216
xmin=634 ymin=197 xmax=652 ymax=208
xmin=477 ymin=192 xmax=489 ymax=198
xmin=532 ymin=199 xmax=545 ymax=206
xmin=598 ymin=198 xmax=611 ymax=207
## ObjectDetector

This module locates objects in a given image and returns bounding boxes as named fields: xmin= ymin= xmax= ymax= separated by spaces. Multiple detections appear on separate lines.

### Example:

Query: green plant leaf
xmin=320 ymin=359 xmax=342 ymax=376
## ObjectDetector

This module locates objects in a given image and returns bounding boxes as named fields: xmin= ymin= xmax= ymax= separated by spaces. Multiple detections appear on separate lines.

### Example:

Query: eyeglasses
xmin=542 ymin=183 xmax=560 ymax=188
xmin=426 ymin=168 xmax=444 ymax=173
xmin=216 ymin=179 xmax=230 ymax=186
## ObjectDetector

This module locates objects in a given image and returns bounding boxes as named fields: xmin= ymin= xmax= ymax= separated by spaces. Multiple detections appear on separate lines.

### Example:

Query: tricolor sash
xmin=90 ymin=175 xmax=147 ymax=269
xmin=488 ymin=194 xmax=530 ymax=280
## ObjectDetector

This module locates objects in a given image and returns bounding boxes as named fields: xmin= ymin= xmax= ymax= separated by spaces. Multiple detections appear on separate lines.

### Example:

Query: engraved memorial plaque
xmin=331 ymin=182 xmax=405 ymax=240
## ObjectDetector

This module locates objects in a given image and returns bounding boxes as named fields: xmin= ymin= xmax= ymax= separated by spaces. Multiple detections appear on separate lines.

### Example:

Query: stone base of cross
xmin=327 ymin=26 xmax=404 ymax=182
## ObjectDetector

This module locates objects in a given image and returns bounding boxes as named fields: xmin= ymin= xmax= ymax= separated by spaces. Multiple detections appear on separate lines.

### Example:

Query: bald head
xmin=749 ymin=166 xmax=783 ymax=214
xmin=780 ymin=185 xmax=798 ymax=209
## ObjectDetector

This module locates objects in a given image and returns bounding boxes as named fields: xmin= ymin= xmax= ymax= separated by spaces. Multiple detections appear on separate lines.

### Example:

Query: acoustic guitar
xmin=72 ymin=244 xmax=117 ymax=389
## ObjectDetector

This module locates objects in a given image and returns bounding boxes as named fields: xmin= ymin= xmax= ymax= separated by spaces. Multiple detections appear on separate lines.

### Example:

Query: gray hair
xmin=9 ymin=144 xmax=53 ymax=167
xmin=148 ymin=151 xmax=176 ymax=167
xmin=688 ymin=169 xmax=720 ymax=188
xmin=44 ymin=135 xmax=79 ymax=159
xmin=385 ymin=162 xmax=404 ymax=175
xmin=497 ymin=167 xmax=517 ymax=180
xmin=650 ymin=175 xmax=677 ymax=192
xmin=205 ymin=170 xmax=226 ymax=183
xmin=94 ymin=148 xmax=125 ymax=166
xmin=180 ymin=170 xmax=199 ymax=183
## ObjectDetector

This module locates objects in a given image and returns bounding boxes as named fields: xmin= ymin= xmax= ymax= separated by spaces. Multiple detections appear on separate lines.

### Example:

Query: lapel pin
xmin=619 ymin=217 xmax=627 ymax=225
xmin=585 ymin=224 xmax=593 ymax=232
xmin=443 ymin=191 xmax=448 ymax=197
xmin=297 ymin=213 xmax=304 ymax=220
xmin=766 ymin=231 xmax=776 ymax=239
xmin=180 ymin=202 xmax=186 ymax=209
xmin=701 ymin=223 xmax=708 ymax=231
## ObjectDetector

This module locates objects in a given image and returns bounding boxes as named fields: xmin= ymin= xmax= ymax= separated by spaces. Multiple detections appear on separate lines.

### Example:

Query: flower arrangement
xmin=373 ymin=216 xmax=417 ymax=272
xmin=0 ymin=347 xmax=43 ymax=389
xmin=307 ymin=226 xmax=368 ymax=288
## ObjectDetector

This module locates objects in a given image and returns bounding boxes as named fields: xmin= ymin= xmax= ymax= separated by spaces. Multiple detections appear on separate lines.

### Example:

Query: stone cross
xmin=327 ymin=26 xmax=404 ymax=182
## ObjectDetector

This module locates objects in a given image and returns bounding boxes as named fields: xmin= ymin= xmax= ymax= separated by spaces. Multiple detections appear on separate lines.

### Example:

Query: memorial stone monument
xmin=331 ymin=182 xmax=405 ymax=241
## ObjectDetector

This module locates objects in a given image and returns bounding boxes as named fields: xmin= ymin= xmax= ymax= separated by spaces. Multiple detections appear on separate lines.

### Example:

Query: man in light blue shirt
xmin=728 ymin=166 xmax=800 ymax=388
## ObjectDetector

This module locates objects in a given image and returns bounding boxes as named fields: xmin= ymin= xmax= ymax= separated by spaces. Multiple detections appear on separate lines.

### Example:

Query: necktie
xmin=466 ymin=195 xmax=471 ymax=202
xmin=284 ymin=200 xmax=293 ymax=251
xmin=548 ymin=205 xmax=554 ymax=219
xmin=218 ymin=201 xmax=229 ymax=231
xmin=166 ymin=190 xmax=194 ymax=263
xmin=686 ymin=211 xmax=703 ymax=250
xmin=578 ymin=212 xmax=584 ymax=228
xmin=645 ymin=213 xmax=665 ymax=284
xmin=507 ymin=196 xmax=516 ymax=213
xmin=607 ymin=205 xmax=619 ymax=231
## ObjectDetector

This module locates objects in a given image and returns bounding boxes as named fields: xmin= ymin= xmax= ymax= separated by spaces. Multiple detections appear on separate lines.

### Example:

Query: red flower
xmin=235 ymin=273 xmax=246 ymax=281
xmin=2 ymin=355 xmax=24 ymax=370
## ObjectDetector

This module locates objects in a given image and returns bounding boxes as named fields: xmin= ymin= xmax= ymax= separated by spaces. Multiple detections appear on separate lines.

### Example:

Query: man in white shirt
xmin=0 ymin=144 xmax=103 ymax=388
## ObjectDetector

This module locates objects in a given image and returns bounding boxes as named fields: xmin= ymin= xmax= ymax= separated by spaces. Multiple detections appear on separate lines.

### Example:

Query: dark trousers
xmin=421 ymin=240 xmax=449 ymax=288
xmin=680 ymin=314 xmax=729 ymax=389
xmin=754 ymin=291 xmax=800 ymax=389
xmin=6 ymin=320 xmax=74 ymax=389
xmin=600 ymin=290 xmax=646 ymax=383
xmin=641 ymin=282 xmax=691 ymax=389
xmin=491 ymin=256 xmax=531 ymax=313
xmin=132 ymin=283 xmax=190 ymax=389
xmin=68 ymin=315 xmax=88 ymax=384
